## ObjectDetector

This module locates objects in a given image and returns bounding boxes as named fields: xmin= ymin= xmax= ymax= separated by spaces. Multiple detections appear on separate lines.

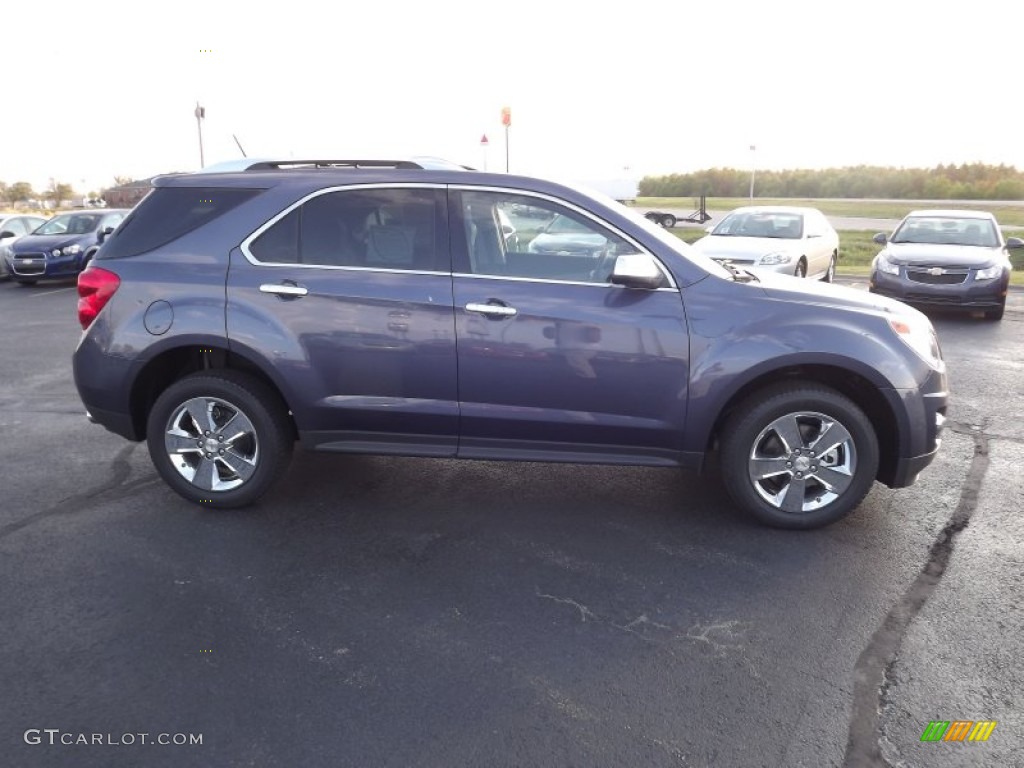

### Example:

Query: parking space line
xmin=30 ymin=287 xmax=76 ymax=297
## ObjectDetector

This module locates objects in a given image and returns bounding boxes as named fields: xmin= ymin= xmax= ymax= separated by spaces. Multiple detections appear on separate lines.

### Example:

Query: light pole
xmin=195 ymin=102 xmax=206 ymax=168
xmin=749 ymin=144 xmax=756 ymax=201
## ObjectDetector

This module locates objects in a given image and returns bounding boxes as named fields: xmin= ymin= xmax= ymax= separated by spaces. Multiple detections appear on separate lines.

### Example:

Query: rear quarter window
xmin=97 ymin=187 xmax=260 ymax=259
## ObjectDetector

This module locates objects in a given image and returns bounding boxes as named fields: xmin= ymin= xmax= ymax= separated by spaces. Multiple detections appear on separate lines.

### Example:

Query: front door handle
xmin=260 ymin=282 xmax=308 ymax=298
xmin=466 ymin=302 xmax=517 ymax=318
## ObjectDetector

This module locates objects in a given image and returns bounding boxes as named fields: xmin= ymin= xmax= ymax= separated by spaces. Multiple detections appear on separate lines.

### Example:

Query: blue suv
xmin=72 ymin=159 xmax=948 ymax=529
xmin=10 ymin=209 xmax=128 ymax=284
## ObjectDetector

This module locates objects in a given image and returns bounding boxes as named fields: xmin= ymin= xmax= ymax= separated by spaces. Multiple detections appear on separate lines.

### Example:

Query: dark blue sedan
xmin=9 ymin=209 xmax=128 ymax=284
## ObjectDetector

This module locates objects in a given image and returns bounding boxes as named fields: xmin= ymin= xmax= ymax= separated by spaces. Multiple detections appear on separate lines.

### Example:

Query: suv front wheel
xmin=720 ymin=384 xmax=879 ymax=529
xmin=146 ymin=371 xmax=294 ymax=508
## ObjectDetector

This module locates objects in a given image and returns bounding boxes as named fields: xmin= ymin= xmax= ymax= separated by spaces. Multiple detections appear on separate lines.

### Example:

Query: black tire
xmin=821 ymin=252 xmax=836 ymax=283
xmin=661 ymin=214 xmax=677 ymax=228
xmin=719 ymin=384 xmax=879 ymax=529
xmin=146 ymin=370 xmax=294 ymax=508
xmin=983 ymin=302 xmax=1004 ymax=321
xmin=794 ymin=259 xmax=807 ymax=278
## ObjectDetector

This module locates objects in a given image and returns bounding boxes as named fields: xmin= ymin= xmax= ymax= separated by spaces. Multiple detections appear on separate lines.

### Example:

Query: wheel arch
xmin=128 ymin=342 xmax=297 ymax=441
xmin=706 ymin=363 xmax=899 ymax=485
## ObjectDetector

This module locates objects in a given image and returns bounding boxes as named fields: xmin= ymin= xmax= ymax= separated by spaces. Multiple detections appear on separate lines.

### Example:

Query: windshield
xmin=712 ymin=211 xmax=804 ymax=239
xmin=891 ymin=216 xmax=999 ymax=247
xmin=35 ymin=214 xmax=101 ymax=236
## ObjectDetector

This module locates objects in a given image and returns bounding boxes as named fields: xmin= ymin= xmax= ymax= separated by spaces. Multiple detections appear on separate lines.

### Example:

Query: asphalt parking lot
xmin=2 ymin=278 xmax=1021 ymax=767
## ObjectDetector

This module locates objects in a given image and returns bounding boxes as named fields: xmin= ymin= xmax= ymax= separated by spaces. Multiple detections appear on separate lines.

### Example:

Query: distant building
xmin=103 ymin=177 xmax=158 ymax=208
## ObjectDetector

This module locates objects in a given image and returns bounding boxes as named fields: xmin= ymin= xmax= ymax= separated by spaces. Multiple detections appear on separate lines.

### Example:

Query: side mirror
xmin=97 ymin=226 xmax=115 ymax=243
xmin=610 ymin=252 xmax=664 ymax=289
xmin=0 ymin=230 xmax=14 ymax=239
xmin=872 ymin=233 xmax=887 ymax=245
xmin=1005 ymin=236 xmax=1024 ymax=250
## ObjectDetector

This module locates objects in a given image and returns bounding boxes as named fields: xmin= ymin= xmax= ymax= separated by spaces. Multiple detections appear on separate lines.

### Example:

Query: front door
xmin=450 ymin=189 xmax=690 ymax=465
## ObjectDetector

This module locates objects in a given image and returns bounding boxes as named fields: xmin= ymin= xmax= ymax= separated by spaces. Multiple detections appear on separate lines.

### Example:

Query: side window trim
xmin=449 ymin=185 xmax=677 ymax=290
xmin=240 ymin=183 xmax=451 ymax=275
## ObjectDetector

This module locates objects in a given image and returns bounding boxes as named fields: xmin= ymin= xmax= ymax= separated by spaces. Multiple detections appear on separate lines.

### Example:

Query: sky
xmin=2 ymin=0 xmax=1022 ymax=195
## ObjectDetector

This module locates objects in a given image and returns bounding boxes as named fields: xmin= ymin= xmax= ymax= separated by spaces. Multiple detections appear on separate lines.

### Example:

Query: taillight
xmin=77 ymin=266 xmax=120 ymax=329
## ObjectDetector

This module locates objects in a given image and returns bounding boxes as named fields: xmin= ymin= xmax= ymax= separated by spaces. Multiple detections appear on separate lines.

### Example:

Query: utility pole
xmin=195 ymin=103 xmax=206 ymax=168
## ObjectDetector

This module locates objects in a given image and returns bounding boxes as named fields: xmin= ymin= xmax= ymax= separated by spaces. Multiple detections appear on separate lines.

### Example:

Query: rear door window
xmin=247 ymin=187 xmax=447 ymax=272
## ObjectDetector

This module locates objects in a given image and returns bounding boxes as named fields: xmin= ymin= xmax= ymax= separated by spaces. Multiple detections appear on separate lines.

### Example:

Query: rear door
xmin=226 ymin=184 xmax=459 ymax=456
xmin=450 ymin=188 xmax=691 ymax=465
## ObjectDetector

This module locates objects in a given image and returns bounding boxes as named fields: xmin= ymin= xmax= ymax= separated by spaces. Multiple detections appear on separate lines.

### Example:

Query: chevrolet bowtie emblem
xmin=928 ymin=267 xmax=944 ymax=276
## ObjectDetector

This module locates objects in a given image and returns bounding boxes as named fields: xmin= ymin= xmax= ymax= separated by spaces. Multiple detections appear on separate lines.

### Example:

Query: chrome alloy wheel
xmin=164 ymin=396 xmax=259 ymax=492
xmin=746 ymin=410 xmax=856 ymax=514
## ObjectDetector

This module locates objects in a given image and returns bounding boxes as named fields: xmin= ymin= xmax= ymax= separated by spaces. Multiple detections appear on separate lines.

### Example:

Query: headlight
xmin=975 ymin=265 xmax=1003 ymax=281
xmin=759 ymin=252 xmax=791 ymax=265
xmin=52 ymin=249 xmax=62 ymax=257
xmin=875 ymin=254 xmax=900 ymax=275
xmin=61 ymin=244 xmax=82 ymax=256
xmin=888 ymin=315 xmax=943 ymax=370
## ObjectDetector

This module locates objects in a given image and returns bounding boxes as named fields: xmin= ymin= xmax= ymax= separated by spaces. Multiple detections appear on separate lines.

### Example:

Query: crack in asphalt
xmin=842 ymin=420 xmax=990 ymax=768
xmin=0 ymin=444 xmax=145 ymax=540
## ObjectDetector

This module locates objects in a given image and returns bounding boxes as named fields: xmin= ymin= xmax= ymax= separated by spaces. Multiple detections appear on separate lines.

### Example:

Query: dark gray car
xmin=72 ymin=159 xmax=948 ymax=529
xmin=869 ymin=208 xmax=1023 ymax=321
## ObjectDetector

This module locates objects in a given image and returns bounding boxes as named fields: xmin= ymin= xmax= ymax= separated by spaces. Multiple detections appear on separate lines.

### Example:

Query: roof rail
xmin=193 ymin=156 xmax=476 ymax=175
xmin=244 ymin=159 xmax=426 ymax=171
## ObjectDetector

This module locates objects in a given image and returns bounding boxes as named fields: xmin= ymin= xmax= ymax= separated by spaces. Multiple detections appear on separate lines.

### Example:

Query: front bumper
xmin=11 ymin=251 xmax=84 ymax=279
xmin=880 ymin=368 xmax=948 ymax=488
xmin=870 ymin=268 xmax=1007 ymax=310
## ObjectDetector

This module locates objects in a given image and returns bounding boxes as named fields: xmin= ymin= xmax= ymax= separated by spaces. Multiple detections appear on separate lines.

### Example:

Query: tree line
xmin=640 ymin=163 xmax=1024 ymax=200
xmin=1 ymin=176 xmax=134 ymax=205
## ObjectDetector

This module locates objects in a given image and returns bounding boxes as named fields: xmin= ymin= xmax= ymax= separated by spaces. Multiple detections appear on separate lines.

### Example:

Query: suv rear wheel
xmin=720 ymin=384 xmax=879 ymax=529
xmin=146 ymin=371 xmax=293 ymax=508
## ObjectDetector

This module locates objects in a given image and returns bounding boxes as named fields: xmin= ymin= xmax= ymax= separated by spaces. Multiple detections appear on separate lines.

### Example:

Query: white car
xmin=691 ymin=206 xmax=839 ymax=281
xmin=0 ymin=213 xmax=48 ymax=279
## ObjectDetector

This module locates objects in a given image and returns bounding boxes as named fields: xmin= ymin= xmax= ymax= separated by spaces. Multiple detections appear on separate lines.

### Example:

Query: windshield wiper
xmin=719 ymin=260 xmax=758 ymax=283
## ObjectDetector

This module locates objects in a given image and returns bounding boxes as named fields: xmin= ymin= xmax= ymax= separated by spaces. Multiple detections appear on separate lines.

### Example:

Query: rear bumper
xmin=73 ymin=334 xmax=142 ymax=441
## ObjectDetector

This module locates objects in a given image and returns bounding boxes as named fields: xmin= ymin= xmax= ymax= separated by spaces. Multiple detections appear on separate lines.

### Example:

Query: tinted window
xmin=98 ymin=187 xmax=260 ymax=260
xmin=457 ymin=191 xmax=639 ymax=283
xmin=249 ymin=187 xmax=446 ymax=271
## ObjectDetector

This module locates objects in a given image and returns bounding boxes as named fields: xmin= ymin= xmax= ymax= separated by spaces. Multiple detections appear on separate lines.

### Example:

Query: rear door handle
xmin=260 ymin=282 xmax=308 ymax=298
xmin=465 ymin=302 xmax=517 ymax=317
